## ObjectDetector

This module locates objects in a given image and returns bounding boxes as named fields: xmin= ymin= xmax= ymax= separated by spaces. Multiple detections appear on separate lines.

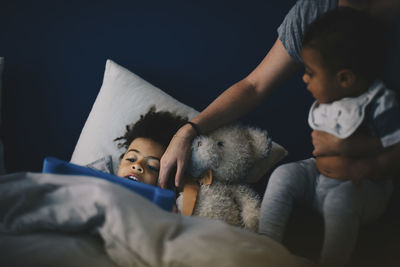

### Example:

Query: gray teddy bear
xmin=177 ymin=124 xmax=277 ymax=232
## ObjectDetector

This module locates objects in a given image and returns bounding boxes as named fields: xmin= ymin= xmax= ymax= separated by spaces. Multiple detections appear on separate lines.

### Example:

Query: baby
xmin=114 ymin=107 xmax=187 ymax=189
xmin=259 ymin=7 xmax=400 ymax=267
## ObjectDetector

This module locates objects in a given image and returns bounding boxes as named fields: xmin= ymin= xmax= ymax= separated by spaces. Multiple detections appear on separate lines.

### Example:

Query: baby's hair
xmin=302 ymin=7 xmax=388 ymax=82
xmin=114 ymin=106 xmax=188 ymax=156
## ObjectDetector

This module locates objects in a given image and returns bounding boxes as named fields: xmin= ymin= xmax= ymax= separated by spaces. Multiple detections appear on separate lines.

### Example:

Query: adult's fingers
xmin=174 ymin=159 xmax=187 ymax=188
xmin=159 ymin=157 xmax=175 ymax=188
xmin=159 ymin=132 xmax=193 ymax=188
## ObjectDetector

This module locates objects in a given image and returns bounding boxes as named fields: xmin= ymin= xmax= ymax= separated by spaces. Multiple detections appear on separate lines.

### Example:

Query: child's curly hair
xmin=114 ymin=106 xmax=188 ymax=157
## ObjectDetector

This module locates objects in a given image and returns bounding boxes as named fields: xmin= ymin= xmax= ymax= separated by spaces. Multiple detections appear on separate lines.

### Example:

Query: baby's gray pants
xmin=259 ymin=158 xmax=393 ymax=267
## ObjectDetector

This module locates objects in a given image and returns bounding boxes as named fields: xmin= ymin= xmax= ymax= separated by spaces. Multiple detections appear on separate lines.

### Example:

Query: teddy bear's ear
xmin=247 ymin=127 xmax=271 ymax=158
xmin=246 ymin=127 xmax=288 ymax=183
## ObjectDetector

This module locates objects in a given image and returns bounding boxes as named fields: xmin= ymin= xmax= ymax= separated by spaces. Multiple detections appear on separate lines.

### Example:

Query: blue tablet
xmin=42 ymin=157 xmax=175 ymax=211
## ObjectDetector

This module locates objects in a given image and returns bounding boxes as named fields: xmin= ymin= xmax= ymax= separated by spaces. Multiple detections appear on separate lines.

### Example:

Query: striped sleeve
xmin=367 ymin=89 xmax=400 ymax=147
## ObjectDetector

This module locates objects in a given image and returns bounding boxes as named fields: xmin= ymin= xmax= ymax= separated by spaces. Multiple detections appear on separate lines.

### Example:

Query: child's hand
xmin=311 ymin=130 xmax=344 ymax=156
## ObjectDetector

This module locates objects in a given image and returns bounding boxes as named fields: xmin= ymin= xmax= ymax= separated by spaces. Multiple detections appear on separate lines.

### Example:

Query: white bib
xmin=308 ymin=81 xmax=384 ymax=138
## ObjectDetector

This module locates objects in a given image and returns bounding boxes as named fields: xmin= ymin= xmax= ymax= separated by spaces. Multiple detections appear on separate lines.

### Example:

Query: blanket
xmin=0 ymin=172 xmax=301 ymax=267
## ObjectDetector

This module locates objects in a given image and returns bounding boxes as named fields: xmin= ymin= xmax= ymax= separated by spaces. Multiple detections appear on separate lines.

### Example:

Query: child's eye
xmin=126 ymin=158 xmax=136 ymax=162
xmin=148 ymin=165 xmax=159 ymax=172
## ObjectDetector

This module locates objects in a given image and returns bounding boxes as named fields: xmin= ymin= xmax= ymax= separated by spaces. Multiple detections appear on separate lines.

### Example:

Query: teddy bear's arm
xmin=176 ymin=193 xmax=183 ymax=213
xmin=235 ymin=185 xmax=261 ymax=232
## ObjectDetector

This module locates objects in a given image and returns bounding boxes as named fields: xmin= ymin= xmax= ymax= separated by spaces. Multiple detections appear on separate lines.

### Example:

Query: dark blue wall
xmin=0 ymin=0 xmax=313 ymax=173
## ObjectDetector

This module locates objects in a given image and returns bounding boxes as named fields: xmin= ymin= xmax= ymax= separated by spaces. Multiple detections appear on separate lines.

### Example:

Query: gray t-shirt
xmin=278 ymin=0 xmax=400 ymax=93
xmin=277 ymin=0 xmax=337 ymax=63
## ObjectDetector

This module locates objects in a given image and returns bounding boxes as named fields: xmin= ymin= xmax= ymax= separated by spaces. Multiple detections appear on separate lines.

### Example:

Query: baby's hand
xmin=311 ymin=130 xmax=343 ymax=156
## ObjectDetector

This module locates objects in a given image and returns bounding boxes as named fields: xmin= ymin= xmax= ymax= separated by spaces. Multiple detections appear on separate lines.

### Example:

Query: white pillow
xmin=71 ymin=60 xmax=287 ymax=180
xmin=71 ymin=59 xmax=199 ymax=174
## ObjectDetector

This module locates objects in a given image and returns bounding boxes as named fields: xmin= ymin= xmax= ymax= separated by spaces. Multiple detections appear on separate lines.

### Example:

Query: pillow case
xmin=71 ymin=59 xmax=287 ymax=181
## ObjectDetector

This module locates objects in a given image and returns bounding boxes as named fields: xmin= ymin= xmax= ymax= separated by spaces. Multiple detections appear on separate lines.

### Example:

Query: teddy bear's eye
xmin=217 ymin=141 xmax=224 ymax=147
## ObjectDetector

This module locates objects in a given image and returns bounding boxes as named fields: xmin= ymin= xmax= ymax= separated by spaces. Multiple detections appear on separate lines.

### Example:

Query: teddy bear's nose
xmin=197 ymin=140 xmax=202 ymax=147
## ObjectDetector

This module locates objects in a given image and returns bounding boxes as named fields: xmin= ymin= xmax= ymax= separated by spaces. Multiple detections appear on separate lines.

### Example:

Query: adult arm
xmin=315 ymin=142 xmax=400 ymax=182
xmin=311 ymin=130 xmax=383 ymax=157
xmin=159 ymin=38 xmax=301 ymax=188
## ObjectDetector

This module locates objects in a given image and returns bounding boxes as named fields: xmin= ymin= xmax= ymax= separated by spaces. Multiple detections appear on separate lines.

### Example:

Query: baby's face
xmin=117 ymin=137 xmax=165 ymax=186
xmin=301 ymin=47 xmax=342 ymax=104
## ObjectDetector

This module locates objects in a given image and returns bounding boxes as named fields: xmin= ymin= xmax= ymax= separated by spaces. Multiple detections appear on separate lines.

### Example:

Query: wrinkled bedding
xmin=0 ymin=172 xmax=302 ymax=267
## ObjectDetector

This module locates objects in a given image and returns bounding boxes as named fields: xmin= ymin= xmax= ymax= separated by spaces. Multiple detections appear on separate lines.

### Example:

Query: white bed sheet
xmin=0 ymin=172 xmax=304 ymax=267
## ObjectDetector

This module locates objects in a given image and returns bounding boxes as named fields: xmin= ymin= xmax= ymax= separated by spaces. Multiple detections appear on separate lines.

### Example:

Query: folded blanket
xmin=0 ymin=172 xmax=300 ymax=267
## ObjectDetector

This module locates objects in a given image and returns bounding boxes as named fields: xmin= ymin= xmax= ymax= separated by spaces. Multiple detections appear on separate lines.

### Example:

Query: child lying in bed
xmin=114 ymin=106 xmax=188 ymax=189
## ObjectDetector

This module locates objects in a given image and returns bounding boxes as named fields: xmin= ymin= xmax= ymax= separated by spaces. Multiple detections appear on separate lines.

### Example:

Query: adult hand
xmin=311 ymin=130 xmax=343 ymax=156
xmin=159 ymin=126 xmax=195 ymax=188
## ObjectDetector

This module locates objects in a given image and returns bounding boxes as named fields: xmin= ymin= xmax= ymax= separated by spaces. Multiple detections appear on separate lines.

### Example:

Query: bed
xmin=0 ymin=59 xmax=305 ymax=266
xmin=1 ymin=1 xmax=399 ymax=266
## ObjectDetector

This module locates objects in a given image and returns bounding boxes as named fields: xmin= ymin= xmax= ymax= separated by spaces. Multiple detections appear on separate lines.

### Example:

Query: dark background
xmin=0 ymin=0 xmax=313 ymax=173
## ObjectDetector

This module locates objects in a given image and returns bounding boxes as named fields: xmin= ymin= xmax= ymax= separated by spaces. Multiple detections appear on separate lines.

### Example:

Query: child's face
xmin=301 ymin=47 xmax=344 ymax=104
xmin=117 ymin=137 xmax=166 ymax=186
